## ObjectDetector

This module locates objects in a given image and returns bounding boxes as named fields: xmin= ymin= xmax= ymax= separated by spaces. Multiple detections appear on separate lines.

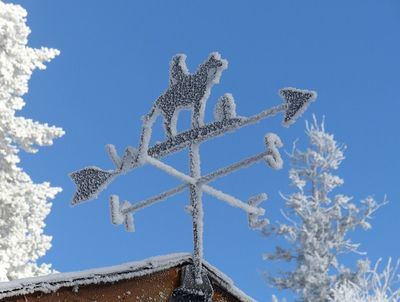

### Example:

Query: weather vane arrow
xmin=70 ymin=87 xmax=316 ymax=205
xmin=70 ymin=52 xmax=317 ymax=289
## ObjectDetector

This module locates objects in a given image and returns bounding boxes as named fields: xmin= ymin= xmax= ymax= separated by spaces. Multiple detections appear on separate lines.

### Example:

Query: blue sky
xmin=12 ymin=0 xmax=400 ymax=300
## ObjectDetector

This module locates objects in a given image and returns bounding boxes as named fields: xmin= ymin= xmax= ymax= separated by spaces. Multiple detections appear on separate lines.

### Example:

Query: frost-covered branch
xmin=330 ymin=259 xmax=400 ymax=302
xmin=0 ymin=1 xmax=63 ymax=281
xmin=264 ymin=116 xmax=386 ymax=302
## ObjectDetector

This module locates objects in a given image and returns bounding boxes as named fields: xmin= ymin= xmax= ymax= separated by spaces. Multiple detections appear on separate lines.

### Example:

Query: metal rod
xmin=121 ymin=150 xmax=269 ymax=215
xmin=145 ymin=155 xmax=195 ymax=184
xmin=121 ymin=183 xmax=187 ymax=215
xmin=199 ymin=151 xmax=269 ymax=185
xmin=145 ymin=155 xmax=262 ymax=214
xmin=122 ymin=103 xmax=287 ymax=172
xmin=242 ymin=103 xmax=286 ymax=126
xmin=201 ymin=185 xmax=264 ymax=216
xmin=189 ymin=143 xmax=204 ymax=284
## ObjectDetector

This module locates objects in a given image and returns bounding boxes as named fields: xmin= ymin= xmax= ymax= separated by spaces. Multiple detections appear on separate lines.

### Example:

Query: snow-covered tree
xmin=330 ymin=259 xmax=400 ymax=302
xmin=263 ymin=116 xmax=385 ymax=302
xmin=0 ymin=1 xmax=64 ymax=281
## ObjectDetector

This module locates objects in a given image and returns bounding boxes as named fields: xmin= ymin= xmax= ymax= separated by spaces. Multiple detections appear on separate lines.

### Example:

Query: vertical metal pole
xmin=189 ymin=142 xmax=204 ymax=284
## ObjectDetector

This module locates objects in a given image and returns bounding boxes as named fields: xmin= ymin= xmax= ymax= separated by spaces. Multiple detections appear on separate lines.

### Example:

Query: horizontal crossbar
xmin=143 ymin=155 xmax=264 ymax=215
xmin=121 ymin=150 xmax=268 ymax=215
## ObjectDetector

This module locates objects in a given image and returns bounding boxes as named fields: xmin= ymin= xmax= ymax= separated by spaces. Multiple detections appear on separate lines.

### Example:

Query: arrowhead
xmin=280 ymin=87 xmax=317 ymax=127
xmin=70 ymin=167 xmax=117 ymax=205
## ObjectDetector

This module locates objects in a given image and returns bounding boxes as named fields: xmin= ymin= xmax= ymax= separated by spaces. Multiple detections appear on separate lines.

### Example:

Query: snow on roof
xmin=0 ymin=253 xmax=256 ymax=302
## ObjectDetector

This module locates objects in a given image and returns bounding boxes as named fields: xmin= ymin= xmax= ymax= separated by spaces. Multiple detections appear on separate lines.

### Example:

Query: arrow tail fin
xmin=70 ymin=167 xmax=117 ymax=205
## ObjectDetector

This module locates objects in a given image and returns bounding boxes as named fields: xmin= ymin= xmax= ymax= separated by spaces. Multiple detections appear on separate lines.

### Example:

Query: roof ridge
xmin=0 ymin=253 xmax=256 ymax=302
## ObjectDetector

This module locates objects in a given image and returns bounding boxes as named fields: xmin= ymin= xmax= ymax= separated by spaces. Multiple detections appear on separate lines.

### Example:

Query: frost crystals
xmin=110 ymin=195 xmax=135 ymax=232
xmin=280 ymin=87 xmax=317 ymax=127
xmin=70 ymin=167 xmax=116 ymax=205
xmin=70 ymin=52 xmax=317 ymax=289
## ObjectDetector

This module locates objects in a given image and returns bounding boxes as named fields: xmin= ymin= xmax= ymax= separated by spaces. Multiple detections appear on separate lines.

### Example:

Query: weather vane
xmin=70 ymin=52 xmax=316 ymax=299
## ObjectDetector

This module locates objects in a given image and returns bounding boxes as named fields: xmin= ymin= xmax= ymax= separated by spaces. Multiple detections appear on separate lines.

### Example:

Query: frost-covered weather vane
xmin=70 ymin=52 xmax=316 ymax=299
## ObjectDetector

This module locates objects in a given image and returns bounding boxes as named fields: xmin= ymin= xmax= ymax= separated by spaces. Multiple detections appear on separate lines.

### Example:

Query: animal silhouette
xmin=143 ymin=52 xmax=228 ymax=138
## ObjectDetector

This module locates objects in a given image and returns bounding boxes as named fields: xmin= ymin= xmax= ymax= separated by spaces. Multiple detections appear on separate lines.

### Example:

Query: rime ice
xmin=264 ymin=116 xmax=387 ymax=302
xmin=70 ymin=52 xmax=317 ymax=286
xmin=145 ymin=52 xmax=228 ymax=138
xmin=280 ymin=87 xmax=317 ymax=127
xmin=214 ymin=93 xmax=237 ymax=122
xmin=0 ymin=1 xmax=63 ymax=281
xmin=71 ymin=167 xmax=116 ymax=204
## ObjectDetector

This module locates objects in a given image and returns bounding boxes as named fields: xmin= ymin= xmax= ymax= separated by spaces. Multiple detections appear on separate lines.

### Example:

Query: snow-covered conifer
xmin=0 ymin=1 xmax=63 ymax=281
xmin=263 ymin=116 xmax=385 ymax=302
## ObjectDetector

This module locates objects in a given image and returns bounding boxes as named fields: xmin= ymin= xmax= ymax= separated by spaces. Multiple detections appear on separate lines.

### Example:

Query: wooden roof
xmin=0 ymin=253 xmax=256 ymax=302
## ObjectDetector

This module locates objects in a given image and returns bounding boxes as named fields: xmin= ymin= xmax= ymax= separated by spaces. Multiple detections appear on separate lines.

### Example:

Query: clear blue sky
xmin=13 ymin=0 xmax=400 ymax=300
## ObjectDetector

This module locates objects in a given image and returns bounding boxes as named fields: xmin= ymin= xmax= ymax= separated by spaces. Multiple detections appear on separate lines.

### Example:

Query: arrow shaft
xmin=146 ymin=103 xmax=287 ymax=161
xmin=77 ymin=103 xmax=286 ymax=204
xmin=243 ymin=103 xmax=287 ymax=126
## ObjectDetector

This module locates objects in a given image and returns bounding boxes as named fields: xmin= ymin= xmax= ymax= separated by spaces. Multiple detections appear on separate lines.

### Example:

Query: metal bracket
xmin=169 ymin=264 xmax=214 ymax=302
